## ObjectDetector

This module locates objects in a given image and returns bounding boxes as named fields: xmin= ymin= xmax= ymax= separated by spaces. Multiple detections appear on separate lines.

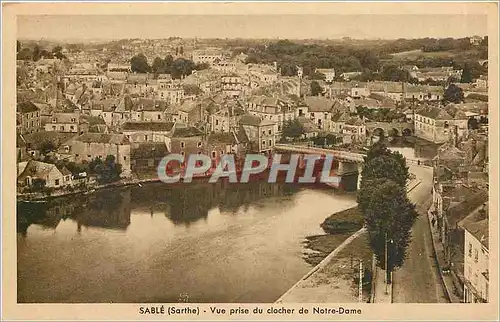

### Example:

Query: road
xmin=392 ymin=165 xmax=449 ymax=303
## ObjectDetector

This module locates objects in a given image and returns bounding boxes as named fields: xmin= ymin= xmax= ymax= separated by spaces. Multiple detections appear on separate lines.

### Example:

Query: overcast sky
xmin=18 ymin=14 xmax=488 ymax=41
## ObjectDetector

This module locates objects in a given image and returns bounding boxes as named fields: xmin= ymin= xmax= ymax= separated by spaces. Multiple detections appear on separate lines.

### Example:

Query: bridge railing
xmin=274 ymin=144 xmax=434 ymax=169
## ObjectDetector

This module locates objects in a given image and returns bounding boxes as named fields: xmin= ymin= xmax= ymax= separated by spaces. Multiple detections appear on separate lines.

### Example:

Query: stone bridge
xmin=365 ymin=122 xmax=414 ymax=137
xmin=274 ymin=143 xmax=431 ymax=189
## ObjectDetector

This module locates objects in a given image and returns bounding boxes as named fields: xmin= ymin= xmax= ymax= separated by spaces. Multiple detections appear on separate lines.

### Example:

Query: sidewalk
xmin=427 ymin=204 xmax=462 ymax=303
xmin=372 ymin=262 xmax=392 ymax=303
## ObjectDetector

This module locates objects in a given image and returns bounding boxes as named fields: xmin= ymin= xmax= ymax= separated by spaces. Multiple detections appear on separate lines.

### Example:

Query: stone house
xmin=17 ymin=160 xmax=72 ymax=189
xmin=239 ymin=114 xmax=276 ymax=154
xmin=58 ymin=133 xmax=132 ymax=177
xmin=17 ymin=101 xmax=41 ymax=134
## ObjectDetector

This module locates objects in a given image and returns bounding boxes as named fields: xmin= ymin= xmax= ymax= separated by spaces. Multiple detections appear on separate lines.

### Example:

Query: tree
xmin=88 ymin=155 xmax=122 ymax=184
xmin=460 ymin=62 xmax=474 ymax=83
xmin=359 ymin=179 xmax=418 ymax=274
xmin=310 ymin=81 xmax=323 ymax=96
xmin=151 ymin=57 xmax=165 ymax=74
xmin=468 ymin=118 xmax=479 ymax=130
xmin=357 ymin=142 xmax=417 ymax=280
xmin=443 ymin=84 xmax=464 ymax=104
xmin=130 ymin=53 xmax=151 ymax=73
xmin=31 ymin=178 xmax=47 ymax=192
xmin=40 ymin=140 xmax=56 ymax=154
xmin=32 ymin=45 xmax=41 ymax=62
xmin=282 ymin=119 xmax=305 ymax=140
xmin=179 ymin=46 xmax=184 ymax=55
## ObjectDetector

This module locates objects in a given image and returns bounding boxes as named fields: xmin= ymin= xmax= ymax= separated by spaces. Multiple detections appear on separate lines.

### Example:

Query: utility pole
xmin=358 ymin=260 xmax=363 ymax=302
xmin=385 ymin=232 xmax=388 ymax=295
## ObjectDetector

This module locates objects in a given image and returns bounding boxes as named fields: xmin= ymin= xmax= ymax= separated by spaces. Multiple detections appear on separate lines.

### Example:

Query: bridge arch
xmin=372 ymin=128 xmax=385 ymax=137
xmin=389 ymin=128 xmax=400 ymax=137
xmin=402 ymin=128 xmax=412 ymax=136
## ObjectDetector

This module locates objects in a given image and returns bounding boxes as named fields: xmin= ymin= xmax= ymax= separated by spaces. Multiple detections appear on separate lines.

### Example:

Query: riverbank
xmin=16 ymin=174 xmax=163 ymax=202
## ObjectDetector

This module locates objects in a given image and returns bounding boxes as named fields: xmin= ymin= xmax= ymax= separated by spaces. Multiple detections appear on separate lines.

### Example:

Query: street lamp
xmin=385 ymin=233 xmax=394 ymax=295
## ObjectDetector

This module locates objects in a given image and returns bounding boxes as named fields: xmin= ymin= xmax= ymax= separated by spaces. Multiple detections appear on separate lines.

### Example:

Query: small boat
xmin=137 ymin=183 xmax=143 ymax=187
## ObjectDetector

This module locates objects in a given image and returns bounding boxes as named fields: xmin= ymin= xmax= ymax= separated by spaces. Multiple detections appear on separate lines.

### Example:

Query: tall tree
xmin=282 ymin=119 xmax=305 ymax=140
xmin=32 ymin=45 xmax=41 ymax=62
xmin=358 ymin=142 xmax=417 ymax=281
xmin=359 ymin=179 xmax=418 ymax=274
xmin=460 ymin=62 xmax=474 ymax=83
xmin=151 ymin=57 xmax=165 ymax=74
xmin=130 ymin=53 xmax=151 ymax=73
xmin=310 ymin=81 xmax=323 ymax=96
xmin=443 ymin=84 xmax=464 ymax=104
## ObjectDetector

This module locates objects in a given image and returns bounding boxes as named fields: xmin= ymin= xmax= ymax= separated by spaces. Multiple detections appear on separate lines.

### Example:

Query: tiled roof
xmin=207 ymin=132 xmax=237 ymax=145
xmin=416 ymin=106 xmax=452 ymax=120
xmin=171 ymin=124 xmax=203 ymax=138
xmin=122 ymin=122 xmax=175 ymax=132
xmin=304 ymin=96 xmax=336 ymax=112
xmin=75 ymin=133 xmax=130 ymax=145
xmin=463 ymin=219 xmax=489 ymax=249
xmin=131 ymin=142 xmax=169 ymax=159
xmin=239 ymin=114 xmax=262 ymax=127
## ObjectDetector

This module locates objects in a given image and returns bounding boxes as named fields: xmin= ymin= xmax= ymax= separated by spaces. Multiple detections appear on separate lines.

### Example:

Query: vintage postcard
xmin=2 ymin=1 xmax=498 ymax=321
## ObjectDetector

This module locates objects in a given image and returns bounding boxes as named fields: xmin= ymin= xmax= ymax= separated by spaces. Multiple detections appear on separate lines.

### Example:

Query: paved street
xmin=392 ymin=166 xmax=449 ymax=303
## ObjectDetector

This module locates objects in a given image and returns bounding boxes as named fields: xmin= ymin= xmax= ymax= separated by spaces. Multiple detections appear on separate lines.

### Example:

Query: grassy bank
xmin=303 ymin=206 xmax=364 ymax=266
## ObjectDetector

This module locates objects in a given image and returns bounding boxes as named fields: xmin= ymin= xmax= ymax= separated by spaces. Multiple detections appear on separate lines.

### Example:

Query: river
xmin=17 ymin=180 xmax=358 ymax=303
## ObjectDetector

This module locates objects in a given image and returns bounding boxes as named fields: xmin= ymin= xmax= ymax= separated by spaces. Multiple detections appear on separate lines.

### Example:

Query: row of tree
xmin=130 ymin=53 xmax=209 ymax=79
xmin=17 ymin=41 xmax=67 ymax=61
xmin=358 ymin=142 xmax=418 ymax=281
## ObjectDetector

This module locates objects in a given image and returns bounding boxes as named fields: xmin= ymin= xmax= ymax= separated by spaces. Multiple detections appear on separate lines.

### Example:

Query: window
xmin=197 ymin=141 xmax=202 ymax=148
xmin=212 ymin=151 xmax=216 ymax=158
xmin=262 ymin=130 xmax=266 ymax=135
xmin=52 ymin=126 xmax=56 ymax=130
xmin=311 ymin=112 xmax=315 ymax=117
xmin=70 ymin=125 xmax=74 ymax=130
xmin=474 ymin=249 xmax=479 ymax=263
xmin=262 ymin=140 xmax=266 ymax=147
xmin=87 ymin=155 xmax=92 ymax=158
xmin=180 ymin=142 xmax=185 ymax=149
xmin=216 ymin=119 xmax=219 ymax=126
xmin=157 ymin=114 xmax=161 ymax=120
xmin=268 ymin=129 xmax=272 ymax=135
xmin=269 ymin=139 xmax=272 ymax=146
xmin=469 ymin=243 xmax=473 ymax=257
xmin=145 ymin=135 xmax=148 ymax=141
xmin=55 ymin=179 xmax=60 ymax=186
xmin=123 ymin=156 xmax=127 ymax=161
xmin=181 ymin=151 xmax=185 ymax=156
xmin=60 ymin=126 xmax=64 ymax=131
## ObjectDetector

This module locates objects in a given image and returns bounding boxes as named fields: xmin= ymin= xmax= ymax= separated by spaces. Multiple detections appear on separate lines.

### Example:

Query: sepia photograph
xmin=2 ymin=1 xmax=498 ymax=321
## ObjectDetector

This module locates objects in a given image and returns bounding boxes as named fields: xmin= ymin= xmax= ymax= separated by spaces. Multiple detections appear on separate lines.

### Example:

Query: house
xmin=301 ymin=96 xmax=347 ymax=132
xmin=462 ymin=216 xmax=489 ymax=303
xmin=130 ymin=98 xmax=168 ymax=122
xmin=17 ymin=160 xmax=72 ymax=189
xmin=165 ymin=123 xmax=205 ymax=158
xmin=17 ymin=101 xmax=41 ymax=134
xmin=58 ymin=133 xmax=132 ymax=177
xmin=122 ymin=121 xmax=175 ymax=144
xmin=340 ymin=71 xmax=362 ymax=81
xmin=296 ymin=116 xmax=321 ymax=139
xmin=44 ymin=111 xmax=87 ymax=134
xmin=469 ymin=35 xmax=483 ymax=46
xmin=314 ymin=68 xmax=336 ymax=83
xmin=175 ymin=99 xmax=204 ymax=126
xmin=246 ymin=95 xmax=295 ymax=138
xmin=404 ymin=85 xmax=444 ymax=101
xmin=130 ymin=142 xmax=169 ymax=173
xmin=474 ymin=75 xmax=488 ymax=89
xmin=239 ymin=114 xmax=276 ymax=153
xmin=221 ymin=73 xmax=243 ymax=98
xmin=414 ymin=106 xmax=468 ymax=144
xmin=350 ymin=83 xmax=370 ymax=99
xmin=191 ymin=48 xmax=224 ymax=65
xmin=342 ymin=117 xmax=366 ymax=144
xmin=206 ymin=131 xmax=241 ymax=163
xmin=209 ymin=103 xmax=245 ymax=134
xmin=367 ymin=81 xmax=405 ymax=102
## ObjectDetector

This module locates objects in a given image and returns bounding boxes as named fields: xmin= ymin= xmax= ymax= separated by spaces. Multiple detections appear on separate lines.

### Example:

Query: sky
xmin=18 ymin=14 xmax=488 ymax=41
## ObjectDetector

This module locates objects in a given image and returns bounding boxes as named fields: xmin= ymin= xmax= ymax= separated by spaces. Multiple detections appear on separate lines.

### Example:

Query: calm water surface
xmin=17 ymin=181 xmax=357 ymax=303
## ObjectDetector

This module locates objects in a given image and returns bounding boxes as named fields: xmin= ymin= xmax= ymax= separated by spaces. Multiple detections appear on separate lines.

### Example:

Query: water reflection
xmin=17 ymin=181 xmax=305 ymax=233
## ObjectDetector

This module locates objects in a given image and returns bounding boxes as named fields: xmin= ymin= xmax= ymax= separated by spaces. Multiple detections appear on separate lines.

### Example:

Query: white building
xmin=463 ymin=218 xmax=489 ymax=303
